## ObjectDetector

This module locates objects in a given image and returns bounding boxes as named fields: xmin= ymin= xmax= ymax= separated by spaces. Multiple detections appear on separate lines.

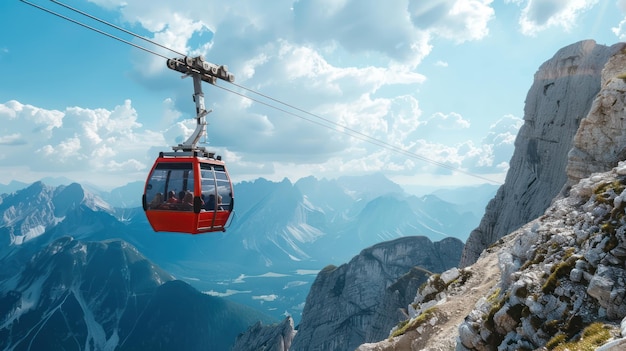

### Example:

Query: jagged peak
xmin=52 ymin=182 xmax=112 ymax=213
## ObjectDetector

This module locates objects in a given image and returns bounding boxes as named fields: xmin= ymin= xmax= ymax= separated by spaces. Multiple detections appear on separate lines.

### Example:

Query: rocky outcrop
xmin=566 ymin=45 xmax=626 ymax=187
xmin=361 ymin=161 xmax=626 ymax=350
xmin=290 ymin=236 xmax=463 ymax=351
xmin=456 ymin=162 xmax=626 ymax=350
xmin=461 ymin=40 xmax=625 ymax=267
xmin=233 ymin=317 xmax=296 ymax=351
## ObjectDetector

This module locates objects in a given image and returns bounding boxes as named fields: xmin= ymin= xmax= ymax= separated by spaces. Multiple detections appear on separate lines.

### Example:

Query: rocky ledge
xmin=365 ymin=161 xmax=626 ymax=350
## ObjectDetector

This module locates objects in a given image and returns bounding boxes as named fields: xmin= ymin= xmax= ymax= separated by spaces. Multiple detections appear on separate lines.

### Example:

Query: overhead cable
xmin=20 ymin=0 xmax=503 ymax=185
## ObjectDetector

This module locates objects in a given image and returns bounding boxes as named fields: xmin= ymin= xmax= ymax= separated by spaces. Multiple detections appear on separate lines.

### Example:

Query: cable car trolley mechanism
xmin=142 ymin=56 xmax=235 ymax=234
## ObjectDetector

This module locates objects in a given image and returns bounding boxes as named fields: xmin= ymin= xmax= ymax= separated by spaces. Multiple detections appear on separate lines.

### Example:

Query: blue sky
xmin=0 ymin=0 xmax=624 ymax=193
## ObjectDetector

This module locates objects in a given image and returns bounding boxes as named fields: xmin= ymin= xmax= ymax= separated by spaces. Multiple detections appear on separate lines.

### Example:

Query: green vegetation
xmin=390 ymin=307 xmax=439 ymax=338
xmin=452 ymin=269 xmax=472 ymax=286
xmin=417 ymin=269 xmax=474 ymax=304
xmin=417 ymin=274 xmax=446 ymax=302
xmin=604 ymin=232 xmax=619 ymax=252
xmin=593 ymin=180 xmax=625 ymax=205
xmin=541 ymin=254 xmax=578 ymax=294
xmin=550 ymin=322 xmax=612 ymax=351
xmin=544 ymin=319 xmax=561 ymax=335
xmin=546 ymin=333 xmax=567 ymax=349
xmin=483 ymin=291 xmax=506 ymax=332
xmin=600 ymin=222 xmax=616 ymax=235
xmin=486 ymin=287 xmax=502 ymax=303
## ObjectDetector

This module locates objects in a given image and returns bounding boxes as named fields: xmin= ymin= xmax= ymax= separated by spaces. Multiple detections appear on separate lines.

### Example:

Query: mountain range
xmin=0 ymin=236 xmax=274 ymax=351
xmin=6 ymin=35 xmax=622 ymax=351
xmin=0 ymin=170 xmax=489 ymax=349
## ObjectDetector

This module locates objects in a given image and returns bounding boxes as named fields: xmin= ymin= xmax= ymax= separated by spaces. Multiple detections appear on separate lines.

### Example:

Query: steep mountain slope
xmin=0 ymin=237 xmax=275 ymax=351
xmin=232 ymin=317 xmax=296 ymax=351
xmin=461 ymin=40 xmax=626 ymax=267
xmin=366 ymin=161 xmax=626 ymax=350
xmin=355 ymin=40 xmax=626 ymax=350
xmin=289 ymin=236 xmax=463 ymax=351
xmin=0 ymin=182 xmax=117 ymax=260
xmin=0 ymin=182 xmax=135 ymax=286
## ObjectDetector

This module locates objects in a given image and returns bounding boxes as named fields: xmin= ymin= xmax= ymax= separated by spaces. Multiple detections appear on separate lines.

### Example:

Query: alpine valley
xmin=0 ymin=172 xmax=490 ymax=350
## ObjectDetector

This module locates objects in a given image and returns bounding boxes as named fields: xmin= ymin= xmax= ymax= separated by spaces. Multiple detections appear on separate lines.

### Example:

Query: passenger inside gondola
xmin=167 ymin=190 xmax=179 ymax=203
xmin=149 ymin=192 xmax=163 ymax=209
xmin=217 ymin=194 xmax=224 ymax=210
xmin=181 ymin=191 xmax=194 ymax=210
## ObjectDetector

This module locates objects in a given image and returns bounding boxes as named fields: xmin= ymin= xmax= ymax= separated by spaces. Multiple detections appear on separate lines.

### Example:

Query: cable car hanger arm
xmin=166 ymin=55 xmax=235 ymax=153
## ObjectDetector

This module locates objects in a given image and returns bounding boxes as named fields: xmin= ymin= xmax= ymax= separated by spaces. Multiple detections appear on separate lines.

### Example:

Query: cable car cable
xmin=19 ymin=0 xmax=171 ymax=60
xmin=214 ymin=83 xmax=500 ymax=183
xmin=227 ymin=82 xmax=501 ymax=182
xmin=20 ymin=0 xmax=503 ymax=185
xmin=49 ymin=0 xmax=187 ymax=58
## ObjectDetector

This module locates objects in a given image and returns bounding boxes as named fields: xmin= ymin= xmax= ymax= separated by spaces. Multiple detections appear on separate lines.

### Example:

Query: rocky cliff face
xmin=461 ymin=40 xmax=625 ymax=267
xmin=566 ymin=45 xmax=626 ymax=187
xmin=455 ymin=163 xmax=626 ymax=350
xmin=236 ymin=40 xmax=626 ymax=351
xmin=356 ymin=41 xmax=626 ymax=351
xmin=374 ymin=162 xmax=626 ymax=350
xmin=232 ymin=317 xmax=296 ymax=351
xmin=0 ymin=181 xmax=114 ymax=251
xmin=289 ymin=236 xmax=463 ymax=351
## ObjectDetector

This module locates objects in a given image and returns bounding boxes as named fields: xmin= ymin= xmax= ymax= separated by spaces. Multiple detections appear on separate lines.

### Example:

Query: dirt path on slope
xmin=359 ymin=245 xmax=502 ymax=351
xmin=417 ymin=247 xmax=501 ymax=350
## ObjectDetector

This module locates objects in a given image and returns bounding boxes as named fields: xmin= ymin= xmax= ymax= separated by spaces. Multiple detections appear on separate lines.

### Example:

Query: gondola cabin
xmin=142 ymin=151 xmax=234 ymax=234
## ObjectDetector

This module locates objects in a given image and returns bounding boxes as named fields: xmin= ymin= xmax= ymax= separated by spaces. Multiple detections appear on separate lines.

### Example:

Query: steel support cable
xmin=214 ymin=84 xmax=501 ymax=184
xmin=49 ymin=0 xmax=187 ymax=58
xmin=19 ymin=0 xmax=170 ymax=60
xmin=228 ymin=82 xmax=500 ymax=182
xmin=20 ymin=0 xmax=503 ymax=185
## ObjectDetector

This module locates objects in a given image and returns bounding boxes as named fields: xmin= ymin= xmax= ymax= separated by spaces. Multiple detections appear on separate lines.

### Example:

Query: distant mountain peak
xmin=1 ymin=236 xmax=274 ymax=350
xmin=0 ymin=182 xmax=114 ymax=247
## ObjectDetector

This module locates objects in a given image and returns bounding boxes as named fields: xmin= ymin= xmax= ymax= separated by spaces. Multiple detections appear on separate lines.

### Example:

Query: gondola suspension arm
xmin=166 ymin=55 xmax=235 ymax=153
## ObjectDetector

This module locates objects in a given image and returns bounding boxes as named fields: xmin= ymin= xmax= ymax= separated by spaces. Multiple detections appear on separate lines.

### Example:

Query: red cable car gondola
xmin=143 ymin=151 xmax=234 ymax=233
xmin=142 ymin=55 xmax=235 ymax=234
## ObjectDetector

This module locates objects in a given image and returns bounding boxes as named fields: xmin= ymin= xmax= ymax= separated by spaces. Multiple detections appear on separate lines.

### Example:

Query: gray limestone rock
xmin=232 ymin=317 xmax=296 ymax=351
xmin=566 ymin=45 xmax=626 ymax=186
xmin=457 ymin=161 xmax=626 ymax=350
xmin=461 ymin=40 xmax=624 ymax=267
xmin=290 ymin=236 xmax=463 ymax=351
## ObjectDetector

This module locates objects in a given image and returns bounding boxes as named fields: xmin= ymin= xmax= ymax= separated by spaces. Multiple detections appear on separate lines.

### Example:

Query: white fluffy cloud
xmin=0 ymin=100 xmax=165 ymax=187
xmin=507 ymin=0 xmax=599 ymax=35
xmin=409 ymin=0 xmax=495 ymax=43
xmin=612 ymin=0 xmax=626 ymax=40
xmin=7 ymin=0 xmax=575 ymax=189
